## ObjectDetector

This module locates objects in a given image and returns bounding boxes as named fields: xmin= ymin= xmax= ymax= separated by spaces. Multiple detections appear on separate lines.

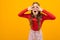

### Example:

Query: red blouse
xmin=18 ymin=8 xmax=56 ymax=31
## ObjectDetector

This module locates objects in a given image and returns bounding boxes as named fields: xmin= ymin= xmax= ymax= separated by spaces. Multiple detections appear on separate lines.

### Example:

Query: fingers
xmin=38 ymin=6 xmax=43 ymax=11
xmin=28 ymin=6 xmax=32 ymax=11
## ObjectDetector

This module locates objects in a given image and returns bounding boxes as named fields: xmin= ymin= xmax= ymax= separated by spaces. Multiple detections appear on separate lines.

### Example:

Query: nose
xmin=35 ymin=7 xmax=37 ymax=8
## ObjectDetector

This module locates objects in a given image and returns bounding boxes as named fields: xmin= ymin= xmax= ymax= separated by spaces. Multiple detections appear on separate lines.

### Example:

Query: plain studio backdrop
xmin=0 ymin=0 xmax=60 ymax=40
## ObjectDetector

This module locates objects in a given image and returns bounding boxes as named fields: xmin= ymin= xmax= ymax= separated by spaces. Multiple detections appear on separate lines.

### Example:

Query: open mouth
xmin=34 ymin=11 xmax=36 ymax=13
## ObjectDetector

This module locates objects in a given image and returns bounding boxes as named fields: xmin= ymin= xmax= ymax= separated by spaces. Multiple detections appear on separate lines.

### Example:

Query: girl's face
xmin=32 ymin=4 xmax=39 ymax=16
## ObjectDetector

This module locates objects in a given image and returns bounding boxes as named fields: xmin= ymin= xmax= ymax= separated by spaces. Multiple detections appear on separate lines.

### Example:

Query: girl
xmin=18 ymin=2 xmax=56 ymax=40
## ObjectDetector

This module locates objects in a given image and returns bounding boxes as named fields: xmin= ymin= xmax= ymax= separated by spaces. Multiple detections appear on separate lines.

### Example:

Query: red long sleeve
xmin=42 ymin=9 xmax=56 ymax=20
xmin=18 ymin=8 xmax=56 ymax=31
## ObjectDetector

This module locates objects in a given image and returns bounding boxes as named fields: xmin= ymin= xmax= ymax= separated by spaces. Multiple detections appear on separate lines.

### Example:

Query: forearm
xmin=18 ymin=8 xmax=28 ymax=16
xmin=42 ymin=9 xmax=56 ymax=19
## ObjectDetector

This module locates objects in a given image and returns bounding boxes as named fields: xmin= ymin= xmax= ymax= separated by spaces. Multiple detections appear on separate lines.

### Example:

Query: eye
xmin=36 ymin=7 xmax=39 ymax=8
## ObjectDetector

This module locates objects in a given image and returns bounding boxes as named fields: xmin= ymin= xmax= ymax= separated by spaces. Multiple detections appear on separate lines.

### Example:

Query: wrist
xmin=28 ymin=6 xmax=32 ymax=11
xmin=28 ymin=8 xmax=30 ymax=11
xmin=38 ymin=6 xmax=43 ymax=12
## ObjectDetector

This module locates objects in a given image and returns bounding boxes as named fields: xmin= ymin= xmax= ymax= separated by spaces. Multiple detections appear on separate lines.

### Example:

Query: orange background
xmin=0 ymin=0 xmax=60 ymax=40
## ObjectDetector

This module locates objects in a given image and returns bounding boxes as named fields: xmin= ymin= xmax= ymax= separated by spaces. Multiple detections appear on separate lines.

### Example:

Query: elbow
xmin=18 ymin=13 xmax=21 ymax=17
xmin=51 ymin=16 xmax=56 ymax=20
